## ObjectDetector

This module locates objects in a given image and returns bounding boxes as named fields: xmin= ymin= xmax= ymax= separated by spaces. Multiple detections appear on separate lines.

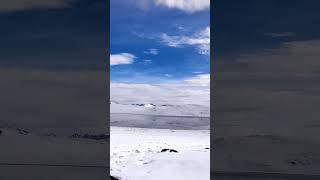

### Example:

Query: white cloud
xmin=0 ymin=0 xmax=75 ymax=12
xmin=154 ymin=0 xmax=210 ymax=13
xmin=144 ymin=48 xmax=159 ymax=55
xmin=110 ymin=53 xmax=136 ymax=66
xmin=161 ymin=26 xmax=210 ymax=55
xmin=111 ymin=74 xmax=210 ymax=106
xmin=184 ymin=74 xmax=210 ymax=86
xmin=142 ymin=59 xmax=152 ymax=64
xmin=175 ymin=24 xmax=186 ymax=31
xmin=193 ymin=71 xmax=203 ymax=74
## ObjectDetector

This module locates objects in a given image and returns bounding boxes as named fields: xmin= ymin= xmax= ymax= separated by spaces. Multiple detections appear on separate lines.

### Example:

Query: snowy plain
xmin=110 ymin=127 xmax=210 ymax=180
xmin=110 ymin=102 xmax=210 ymax=180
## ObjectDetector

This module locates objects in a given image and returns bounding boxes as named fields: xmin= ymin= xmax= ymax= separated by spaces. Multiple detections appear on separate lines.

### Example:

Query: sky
xmin=110 ymin=0 xmax=210 ymax=106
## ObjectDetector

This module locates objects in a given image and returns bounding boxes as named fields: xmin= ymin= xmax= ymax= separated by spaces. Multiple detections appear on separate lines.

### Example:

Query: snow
xmin=110 ymin=101 xmax=210 ymax=179
xmin=110 ymin=126 xmax=210 ymax=180
xmin=144 ymin=103 xmax=155 ymax=108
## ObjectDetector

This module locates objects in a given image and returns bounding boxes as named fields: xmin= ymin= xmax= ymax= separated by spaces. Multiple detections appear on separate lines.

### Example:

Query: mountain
xmin=110 ymin=101 xmax=209 ymax=117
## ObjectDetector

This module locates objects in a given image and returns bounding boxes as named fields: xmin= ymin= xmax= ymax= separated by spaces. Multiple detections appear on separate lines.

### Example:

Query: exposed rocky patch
xmin=161 ymin=148 xmax=178 ymax=153
xmin=131 ymin=104 xmax=145 ymax=106
xmin=110 ymin=175 xmax=120 ymax=180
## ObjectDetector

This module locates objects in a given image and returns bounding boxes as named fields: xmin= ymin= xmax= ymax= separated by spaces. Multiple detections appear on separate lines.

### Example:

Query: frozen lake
xmin=110 ymin=113 xmax=210 ymax=130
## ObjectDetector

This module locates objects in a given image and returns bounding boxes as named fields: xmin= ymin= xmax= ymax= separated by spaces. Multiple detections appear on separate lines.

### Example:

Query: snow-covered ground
xmin=110 ymin=126 xmax=210 ymax=180
xmin=110 ymin=101 xmax=210 ymax=179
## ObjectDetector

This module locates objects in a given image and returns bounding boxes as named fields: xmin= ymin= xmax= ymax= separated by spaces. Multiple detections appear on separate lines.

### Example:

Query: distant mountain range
xmin=110 ymin=101 xmax=209 ymax=117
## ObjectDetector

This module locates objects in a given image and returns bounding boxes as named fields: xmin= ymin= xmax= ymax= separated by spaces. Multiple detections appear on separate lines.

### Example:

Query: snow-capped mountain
xmin=110 ymin=101 xmax=209 ymax=117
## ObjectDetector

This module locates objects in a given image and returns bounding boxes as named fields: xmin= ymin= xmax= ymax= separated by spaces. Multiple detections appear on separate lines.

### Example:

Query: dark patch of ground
xmin=161 ymin=148 xmax=178 ymax=153
xmin=110 ymin=175 xmax=120 ymax=180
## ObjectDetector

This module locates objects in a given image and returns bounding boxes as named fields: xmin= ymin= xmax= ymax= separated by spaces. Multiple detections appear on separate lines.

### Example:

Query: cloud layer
xmin=154 ymin=0 xmax=210 ymax=13
xmin=110 ymin=53 xmax=136 ymax=66
xmin=111 ymin=74 xmax=210 ymax=106
xmin=161 ymin=26 xmax=210 ymax=55
xmin=143 ymin=48 xmax=159 ymax=55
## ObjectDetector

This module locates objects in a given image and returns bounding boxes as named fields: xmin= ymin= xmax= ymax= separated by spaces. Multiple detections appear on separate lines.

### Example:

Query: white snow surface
xmin=144 ymin=103 xmax=156 ymax=108
xmin=110 ymin=126 xmax=210 ymax=180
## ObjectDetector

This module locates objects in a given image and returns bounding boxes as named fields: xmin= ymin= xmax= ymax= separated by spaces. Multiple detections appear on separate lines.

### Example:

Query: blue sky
xmin=110 ymin=0 xmax=210 ymax=84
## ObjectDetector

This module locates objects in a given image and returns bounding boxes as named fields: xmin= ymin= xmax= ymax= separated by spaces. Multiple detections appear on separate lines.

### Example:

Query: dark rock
xmin=0 ymin=130 xmax=2 ymax=135
xmin=110 ymin=175 xmax=119 ymax=180
xmin=132 ymin=104 xmax=145 ymax=106
xmin=161 ymin=148 xmax=169 ymax=152
xmin=161 ymin=148 xmax=178 ymax=153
